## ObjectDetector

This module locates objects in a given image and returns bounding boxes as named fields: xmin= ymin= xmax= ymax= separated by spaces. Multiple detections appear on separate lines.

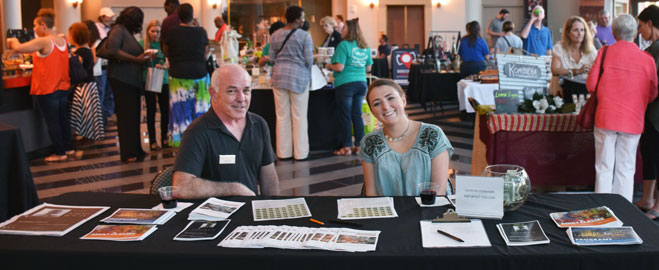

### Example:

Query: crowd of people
xmin=6 ymin=3 xmax=659 ymax=220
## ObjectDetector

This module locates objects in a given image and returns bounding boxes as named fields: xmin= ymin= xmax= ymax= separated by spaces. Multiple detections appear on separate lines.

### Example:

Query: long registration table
xmin=1 ymin=192 xmax=658 ymax=270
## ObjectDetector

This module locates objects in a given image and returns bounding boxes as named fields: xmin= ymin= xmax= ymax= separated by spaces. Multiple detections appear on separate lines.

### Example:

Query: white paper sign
xmin=455 ymin=175 xmax=504 ymax=219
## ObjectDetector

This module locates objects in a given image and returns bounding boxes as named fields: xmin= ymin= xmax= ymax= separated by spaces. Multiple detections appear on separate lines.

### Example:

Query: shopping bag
xmin=145 ymin=67 xmax=164 ymax=93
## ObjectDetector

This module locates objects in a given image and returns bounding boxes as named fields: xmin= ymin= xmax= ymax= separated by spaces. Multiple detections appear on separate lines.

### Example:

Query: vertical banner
xmin=391 ymin=48 xmax=417 ymax=85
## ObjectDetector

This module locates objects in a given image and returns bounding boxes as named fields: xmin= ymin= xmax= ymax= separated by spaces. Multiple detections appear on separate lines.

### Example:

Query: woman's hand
xmin=324 ymin=63 xmax=332 ymax=71
xmin=576 ymin=65 xmax=590 ymax=75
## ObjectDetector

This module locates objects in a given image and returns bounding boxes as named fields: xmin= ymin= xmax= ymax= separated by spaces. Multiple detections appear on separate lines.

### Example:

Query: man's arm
xmin=173 ymin=171 xmax=256 ymax=199
xmin=520 ymin=17 xmax=537 ymax=39
xmin=259 ymin=163 xmax=279 ymax=195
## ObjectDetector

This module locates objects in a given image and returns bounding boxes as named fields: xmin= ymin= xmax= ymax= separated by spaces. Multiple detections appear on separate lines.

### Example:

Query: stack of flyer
xmin=336 ymin=197 xmax=398 ymax=220
xmin=188 ymin=198 xmax=244 ymax=221
xmin=550 ymin=206 xmax=642 ymax=246
xmin=100 ymin=208 xmax=176 ymax=225
xmin=549 ymin=206 xmax=623 ymax=228
xmin=0 ymin=203 xmax=109 ymax=236
xmin=219 ymin=225 xmax=381 ymax=252
xmin=496 ymin=220 xmax=550 ymax=246
xmin=174 ymin=220 xmax=231 ymax=241
xmin=566 ymin=227 xmax=643 ymax=246
xmin=81 ymin=225 xmax=157 ymax=241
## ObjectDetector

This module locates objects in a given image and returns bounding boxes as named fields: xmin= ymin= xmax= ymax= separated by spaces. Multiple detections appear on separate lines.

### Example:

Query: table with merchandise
xmin=0 ymin=192 xmax=658 ymax=270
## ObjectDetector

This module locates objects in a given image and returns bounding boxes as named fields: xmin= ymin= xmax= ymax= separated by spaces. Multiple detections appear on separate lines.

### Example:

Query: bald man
xmin=173 ymin=64 xmax=279 ymax=198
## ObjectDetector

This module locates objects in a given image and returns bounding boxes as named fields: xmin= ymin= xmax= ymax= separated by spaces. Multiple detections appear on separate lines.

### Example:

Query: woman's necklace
xmin=384 ymin=120 xmax=411 ymax=142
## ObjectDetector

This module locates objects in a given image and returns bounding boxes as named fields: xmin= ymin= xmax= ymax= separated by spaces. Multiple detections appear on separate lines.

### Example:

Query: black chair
xmin=150 ymin=166 xmax=174 ymax=194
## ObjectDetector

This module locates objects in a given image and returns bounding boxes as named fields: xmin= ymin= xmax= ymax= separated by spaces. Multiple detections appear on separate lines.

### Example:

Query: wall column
xmin=3 ymin=0 xmax=22 ymax=29
xmin=465 ymin=0 xmax=482 ymax=25
xmin=54 ymin=0 xmax=82 ymax=35
xmin=201 ymin=0 xmax=222 ymax=40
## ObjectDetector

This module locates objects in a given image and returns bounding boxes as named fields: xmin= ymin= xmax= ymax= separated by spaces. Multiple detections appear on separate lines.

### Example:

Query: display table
xmin=250 ymin=87 xmax=340 ymax=151
xmin=407 ymin=63 xmax=460 ymax=111
xmin=371 ymin=57 xmax=389 ymax=78
xmin=457 ymin=79 xmax=498 ymax=113
xmin=1 ymin=192 xmax=658 ymax=270
xmin=477 ymin=113 xmax=642 ymax=186
xmin=0 ymin=123 xmax=39 ymax=222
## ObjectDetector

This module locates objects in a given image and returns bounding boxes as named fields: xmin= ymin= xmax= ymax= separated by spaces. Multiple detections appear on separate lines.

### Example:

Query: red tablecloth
xmin=479 ymin=113 xmax=641 ymax=186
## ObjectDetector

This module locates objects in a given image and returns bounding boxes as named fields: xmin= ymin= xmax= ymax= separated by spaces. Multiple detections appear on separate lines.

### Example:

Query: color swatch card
xmin=251 ymin=198 xmax=311 ymax=221
xmin=337 ymin=197 xmax=398 ymax=220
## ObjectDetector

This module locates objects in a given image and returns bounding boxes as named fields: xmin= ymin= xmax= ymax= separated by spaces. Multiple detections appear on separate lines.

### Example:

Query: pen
xmin=309 ymin=218 xmax=324 ymax=225
xmin=329 ymin=219 xmax=363 ymax=227
xmin=437 ymin=229 xmax=464 ymax=242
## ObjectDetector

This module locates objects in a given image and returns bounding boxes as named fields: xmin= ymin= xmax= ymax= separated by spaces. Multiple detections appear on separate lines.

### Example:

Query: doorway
xmin=386 ymin=5 xmax=424 ymax=52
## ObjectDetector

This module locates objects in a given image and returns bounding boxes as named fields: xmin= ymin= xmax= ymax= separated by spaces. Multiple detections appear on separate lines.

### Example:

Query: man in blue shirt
xmin=595 ymin=10 xmax=616 ymax=45
xmin=520 ymin=6 xmax=553 ymax=56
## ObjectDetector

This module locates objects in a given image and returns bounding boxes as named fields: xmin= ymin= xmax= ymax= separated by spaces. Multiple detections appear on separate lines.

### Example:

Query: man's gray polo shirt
xmin=174 ymin=107 xmax=275 ymax=194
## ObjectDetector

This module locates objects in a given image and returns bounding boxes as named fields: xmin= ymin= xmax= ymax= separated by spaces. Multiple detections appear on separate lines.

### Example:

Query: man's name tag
xmin=219 ymin=155 xmax=236 ymax=165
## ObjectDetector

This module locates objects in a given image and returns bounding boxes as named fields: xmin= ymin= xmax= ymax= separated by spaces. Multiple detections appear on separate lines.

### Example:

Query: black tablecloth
xmin=560 ymin=76 xmax=588 ymax=104
xmin=371 ymin=58 xmax=389 ymax=79
xmin=407 ymin=62 xmax=434 ymax=103
xmin=249 ymin=88 xmax=340 ymax=151
xmin=418 ymin=71 xmax=461 ymax=111
xmin=0 ymin=123 xmax=39 ymax=222
xmin=1 ymin=192 xmax=658 ymax=270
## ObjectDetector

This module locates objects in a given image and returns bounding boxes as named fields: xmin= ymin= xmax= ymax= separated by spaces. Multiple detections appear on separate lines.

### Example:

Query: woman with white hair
xmin=586 ymin=14 xmax=658 ymax=202
xmin=319 ymin=16 xmax=342 ymax=48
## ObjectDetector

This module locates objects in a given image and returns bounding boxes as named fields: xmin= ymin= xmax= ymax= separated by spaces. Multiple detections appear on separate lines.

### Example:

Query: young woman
xmin=6 ymin=8 xmax=73 ymax=162
xmin=139 ymin=20 xmax=170 ymax=150
xmin=325 ymin=18 xmax=373 ymax=156
xmin=358 ymin=79 xmax=453 ymax=196
xmin=67 ymin=22 xmax=104 ymax=141
xmin=636 ymin=5 xmax=659 ymax=220
xmin=458 ymin=21 xmax=489 ymax=79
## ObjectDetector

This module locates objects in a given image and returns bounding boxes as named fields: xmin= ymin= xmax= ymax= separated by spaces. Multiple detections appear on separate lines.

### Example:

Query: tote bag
xmin=145 ymin=67 xmax=164 ymax=93
xmin=577 ymin=46 xmax=608 ymax=129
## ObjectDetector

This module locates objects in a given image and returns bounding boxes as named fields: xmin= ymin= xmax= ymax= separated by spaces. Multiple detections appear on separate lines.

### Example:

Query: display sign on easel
xmin=391 ymin=48 xmax=417 ymax=85
xmin=495 ymin=54 xmax=549 ymax=113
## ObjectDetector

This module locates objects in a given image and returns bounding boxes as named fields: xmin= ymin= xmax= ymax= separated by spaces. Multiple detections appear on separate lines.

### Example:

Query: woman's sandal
xmin=333 ymin=147 xmax=352 ymax=156
xmin=44 ymin=155 xmax=67 ymax=162
xmin=646 ymin=209 xmax=659 ymax=221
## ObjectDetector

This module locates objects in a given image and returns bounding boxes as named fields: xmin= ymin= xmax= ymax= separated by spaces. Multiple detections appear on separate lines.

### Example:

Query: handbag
xmin=577 ymin=46 xmax=608 ymax=129
xmin=145 ymin=67 xmax=164 ymax=93
xmin=69 ymin=51 xmax=88 ymax=86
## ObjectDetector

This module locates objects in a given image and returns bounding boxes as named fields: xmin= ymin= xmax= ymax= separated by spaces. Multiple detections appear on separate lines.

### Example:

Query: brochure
xmin=567 ymin=227 xmax=642 ymax=246
xmin=173 ymin=220 xmax=231 ymax=241
xmin=0 ymin=203 xmax=109 ymax=236
xmin=496 ymin=220 xmax=550 ymax=246
xmin=219 ymin=225 xmax=380 ymax=252
xmin=550 ymin=206 xmax=623 ymax=228
xmin=101 ymin=208 xmax=175 ymax=225
xmin=337 ymin=197 xmax=398 ymax=220
xmin=189 ymin=198 xmax=245 ymax=221
xmin=419 ymin=220 xmax=492 ymax=248
xmin=252 ymin=198 xmax=312 ymax=221
xmin=80 ymin=224 xmax=157 ymax=241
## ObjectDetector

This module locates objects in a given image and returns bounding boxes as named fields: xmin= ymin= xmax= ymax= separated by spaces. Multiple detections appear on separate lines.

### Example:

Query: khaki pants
xmin=273 ymin=87 xmax=309 ymax=159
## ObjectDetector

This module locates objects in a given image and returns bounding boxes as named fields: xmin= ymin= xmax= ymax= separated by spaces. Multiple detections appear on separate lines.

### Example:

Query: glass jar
xmin=482 ymin=164 xmax=530 ymax=211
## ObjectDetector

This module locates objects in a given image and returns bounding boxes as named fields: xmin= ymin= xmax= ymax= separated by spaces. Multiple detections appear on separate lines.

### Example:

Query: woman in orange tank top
xmin=7 ymin=8 xmax=73 ymax=162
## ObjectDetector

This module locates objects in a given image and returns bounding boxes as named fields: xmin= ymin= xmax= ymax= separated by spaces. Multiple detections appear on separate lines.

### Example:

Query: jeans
xmin=459 ymin=60 xmax=486 ymax=79
xmin=36 ymin=90 xmax=73 ymax=155
xmin=335 ymin=81 xmax=367 ymax=148
xmin=145 ymin=84 xmax=170 ymax=145
xmin=100 ymin=70 xmax=115 ymax=119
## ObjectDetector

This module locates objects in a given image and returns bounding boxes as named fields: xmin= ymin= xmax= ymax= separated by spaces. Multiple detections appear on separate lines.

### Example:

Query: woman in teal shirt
xmin=325 ymin=18 xmax=373 ymax=155
xmin=139 ymin=20 xmax=169 ymax=150
xmin=358 ymin=79 xmax=453 ymax=196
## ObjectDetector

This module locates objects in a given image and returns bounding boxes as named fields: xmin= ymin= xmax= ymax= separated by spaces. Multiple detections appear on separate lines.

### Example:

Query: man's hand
xmin=6 ymin=38 xmax=19 ymax=50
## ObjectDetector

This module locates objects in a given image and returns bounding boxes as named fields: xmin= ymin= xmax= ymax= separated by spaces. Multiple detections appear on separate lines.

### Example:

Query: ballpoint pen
xmin=437 ymin=229 xmax=464 ymax=242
